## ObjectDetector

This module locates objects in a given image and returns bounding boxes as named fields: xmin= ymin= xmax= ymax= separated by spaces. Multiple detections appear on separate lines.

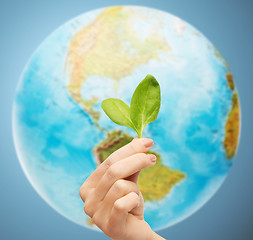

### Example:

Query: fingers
xmin=94 ymin=152 xmax=157 ymax=202
xmin=103 ymin=179 xmax=139 ymax=208
xmin=106 ymin=192 xmax=140 ymax=233
xmin=130 ymin=191 xmax=144 ymax=216
xmin=104 ymin=137 xmax=154 ymax=165
xmin=81 ymin=137 xmax=154 ymax=189
xmin=89 ymin=179 xmax=141 ymax=229
xmin=103 ymin=179 xmax=144 ymax=216
xmin=83 ymin=189 xmax=98 ymax=217
xmin=82 ymin=179 xmax=144 ymax=221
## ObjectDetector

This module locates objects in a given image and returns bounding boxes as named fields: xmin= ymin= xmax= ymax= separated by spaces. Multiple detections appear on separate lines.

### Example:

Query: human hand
xmin=79 ymin=137 xmax=165 ymax=240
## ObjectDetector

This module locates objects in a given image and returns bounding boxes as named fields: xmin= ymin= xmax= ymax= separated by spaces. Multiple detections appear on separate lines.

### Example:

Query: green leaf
xmin=101 ymin=98 xmax=137 ymax=131
xmin=101 ymin=74 xmax=161 ymax=138
xmin=130 ymin=74 xmax=161 ymax=138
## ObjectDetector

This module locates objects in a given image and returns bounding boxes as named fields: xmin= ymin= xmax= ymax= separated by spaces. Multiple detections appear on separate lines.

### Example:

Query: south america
xmin=93 ymin=130 xmax=186 ymax=202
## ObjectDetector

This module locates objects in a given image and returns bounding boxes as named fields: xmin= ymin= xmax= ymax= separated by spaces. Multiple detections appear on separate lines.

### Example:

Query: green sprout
xmin=101 ymin=74 xmax=161 ymax=138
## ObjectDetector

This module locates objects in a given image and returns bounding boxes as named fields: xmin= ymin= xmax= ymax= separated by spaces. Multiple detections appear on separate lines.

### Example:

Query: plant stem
xmin=139 ymin=131 xmax=143 ymax=138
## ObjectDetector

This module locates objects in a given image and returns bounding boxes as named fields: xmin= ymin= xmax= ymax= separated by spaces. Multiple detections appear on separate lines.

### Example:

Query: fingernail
xmin=148 ymin=154 xmax=157 ymax=162
xmin=142 ymin=138 xmax=154 ymax=147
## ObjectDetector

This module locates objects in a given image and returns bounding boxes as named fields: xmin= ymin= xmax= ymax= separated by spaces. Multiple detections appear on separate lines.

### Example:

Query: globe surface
xmin=12 ymin=6 xmax=241 ymax=231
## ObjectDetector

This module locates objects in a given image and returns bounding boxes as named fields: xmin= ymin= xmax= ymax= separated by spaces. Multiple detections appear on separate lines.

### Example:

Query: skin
xmin=79 ymin=137 xmax=166 ymax=240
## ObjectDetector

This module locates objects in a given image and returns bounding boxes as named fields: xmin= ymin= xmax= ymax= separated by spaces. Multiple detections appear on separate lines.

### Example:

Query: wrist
xmin=149 ymin=230 xmax=166 ymax=240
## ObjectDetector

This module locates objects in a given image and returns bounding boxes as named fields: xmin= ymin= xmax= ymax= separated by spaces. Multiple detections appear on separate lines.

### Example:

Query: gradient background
xmin=0 ymin=0 xmax=252 ymax=239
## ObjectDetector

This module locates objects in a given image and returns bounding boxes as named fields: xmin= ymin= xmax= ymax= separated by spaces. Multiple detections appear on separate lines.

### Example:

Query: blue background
xmin=0 ymin=0 xmax=252 ymax=239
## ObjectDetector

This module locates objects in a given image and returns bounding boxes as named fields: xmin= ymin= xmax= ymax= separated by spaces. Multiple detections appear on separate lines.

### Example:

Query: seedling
xmin=101 ymin=74 xmax=161 ymax=138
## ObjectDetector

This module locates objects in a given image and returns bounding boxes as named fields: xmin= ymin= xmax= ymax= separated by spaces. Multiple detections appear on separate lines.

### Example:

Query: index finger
xmin=81 ymin=137 xmax=154 ymax=188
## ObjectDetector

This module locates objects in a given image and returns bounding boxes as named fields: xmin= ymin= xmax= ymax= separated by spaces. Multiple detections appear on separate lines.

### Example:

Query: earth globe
xmin=12 ymin=6 xmax=241 ymax=231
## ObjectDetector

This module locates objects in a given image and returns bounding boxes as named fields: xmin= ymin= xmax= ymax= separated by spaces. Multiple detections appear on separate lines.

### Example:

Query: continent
xmin=64 ymin=6 xmax=170 ymax=124
xmin=223 ymin=92 xmax=240 ymax=159
xmin=93 ymin=130 xmax=185 ymax=201
xmin=138 ymin=155 xmax=185 ymax=201
xmin=213 ymin=45 xmax=224 ymax=61
xmin=212 ymin=45 xmax=240 ymax=159
xmin=226 ymin=73 xmax=235 ymax=91
xmin=212 ymin=45 xmax=231 ymax=72
xmin=87 ymin=218 xmax=95 ymax=226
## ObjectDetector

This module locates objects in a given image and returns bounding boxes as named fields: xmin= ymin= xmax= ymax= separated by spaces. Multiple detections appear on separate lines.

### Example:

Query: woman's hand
xmin=79 ymin=137 xmax=164 ymax=240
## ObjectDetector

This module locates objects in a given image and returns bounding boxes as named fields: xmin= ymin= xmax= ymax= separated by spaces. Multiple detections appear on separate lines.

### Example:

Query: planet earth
xmin=12 ymin=6 xmax=241 ymax=231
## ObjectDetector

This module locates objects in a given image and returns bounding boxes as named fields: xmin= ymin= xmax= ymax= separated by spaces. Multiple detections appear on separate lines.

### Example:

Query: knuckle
xmin=131 ymin=192 xmax=140 ymax=203
xmin=83 ymin=204 xmax=88 ymax=215
xmin=136 ymin=152 xmax=148 ymax=164
xmin=130 ymin=137 xmax=149 ymax=152
xmin=82 ymin=189 xmax=102 ymax=219
xmin=113 ymin=179 xmax=128 ymax=192
xmin=83 ymin=201 xmax=93 ymax=217
xmin=129 ymin=140 xmax=138 ymax=152
xmin=103 ymin=157 xmax=112 ymax=169
xmin=79 ymin=187 xmax=83 ymax=198
xmin=79 ymin=186 xmax=87 ymax=201
xmin=129 ymin=192 xmax=140 ymax=207
xmin=114 ymin=199 xmax=125 ymax=212
xmin=107 ymin=165 xmax=119 ymax=179
xmin=136 ymin=152 xmax=146 ymax=159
